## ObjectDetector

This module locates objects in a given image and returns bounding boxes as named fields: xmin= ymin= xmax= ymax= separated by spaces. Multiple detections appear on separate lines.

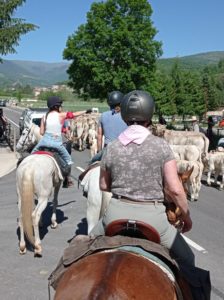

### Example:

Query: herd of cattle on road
xmin=46 ymin=112 xmax=224 ymax=235
xmin=68 ymin=113 xmax=224 ymax=199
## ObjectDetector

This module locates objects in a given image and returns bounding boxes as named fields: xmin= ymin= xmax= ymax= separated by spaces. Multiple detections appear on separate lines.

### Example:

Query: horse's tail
xmin=21 ymin=170 xmax=35 ymax=245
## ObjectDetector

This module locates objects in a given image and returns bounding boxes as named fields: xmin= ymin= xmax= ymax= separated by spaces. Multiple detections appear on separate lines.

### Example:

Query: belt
xmin=112 ymin=194 xmax=164 ymax=205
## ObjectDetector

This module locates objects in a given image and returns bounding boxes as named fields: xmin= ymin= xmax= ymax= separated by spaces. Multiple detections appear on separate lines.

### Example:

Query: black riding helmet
xmin=107 ymin=91 xmax=124 ymax=108
xmin=121 ymin=90 xmax=155 ymax=123
xmin=47 ymin=96 xmax=63 ymax=109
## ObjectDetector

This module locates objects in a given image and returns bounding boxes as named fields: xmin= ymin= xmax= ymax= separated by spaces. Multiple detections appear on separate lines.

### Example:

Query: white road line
xmin=181 ymin=234 xmax=208 ymax=253
xmin=76 ymin=166 xmax=208 ymax=254
xmin=76 ymin=166 xmax=85 ymax=172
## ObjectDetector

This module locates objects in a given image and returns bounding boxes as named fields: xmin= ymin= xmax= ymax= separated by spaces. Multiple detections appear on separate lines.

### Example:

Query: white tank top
xmin=45 ymin=111 xmax=62 ymax=135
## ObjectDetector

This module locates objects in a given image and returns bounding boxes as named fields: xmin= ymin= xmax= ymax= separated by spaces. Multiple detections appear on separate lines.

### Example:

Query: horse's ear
xmin=178 ymin=166 xmax=194 ymax=183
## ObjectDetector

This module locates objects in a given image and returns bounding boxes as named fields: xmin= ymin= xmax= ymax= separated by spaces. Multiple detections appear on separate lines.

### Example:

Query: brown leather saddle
xmin=105 ymin=219 xmax=161 ymax=244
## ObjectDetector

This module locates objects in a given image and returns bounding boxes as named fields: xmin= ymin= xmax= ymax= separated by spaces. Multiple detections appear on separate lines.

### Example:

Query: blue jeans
xmin=31 ymin=133 xmax=73 ymax=165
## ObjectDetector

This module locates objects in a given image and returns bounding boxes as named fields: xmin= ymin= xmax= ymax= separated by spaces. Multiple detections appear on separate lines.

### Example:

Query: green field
xmin=19 ymin=100 xmax=109 ymax=113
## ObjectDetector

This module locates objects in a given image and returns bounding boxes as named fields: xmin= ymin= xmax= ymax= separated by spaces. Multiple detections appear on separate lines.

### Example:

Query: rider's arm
xmin=163 ymin=159 xmax=192 ymax=233
xmin=40 ymin=117 xmax=45 ymax=135
xmin=97 ymin=126 xmax=103 ymax=152
xmin=60 ymin=110 xmax=90 ymax=120
xmin=99 ymin=168 xmax=111 ymax=192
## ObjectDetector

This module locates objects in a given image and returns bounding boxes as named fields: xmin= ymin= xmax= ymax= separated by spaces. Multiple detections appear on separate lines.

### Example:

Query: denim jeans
xmin=32 ymin=132 xmax=73 ymax=165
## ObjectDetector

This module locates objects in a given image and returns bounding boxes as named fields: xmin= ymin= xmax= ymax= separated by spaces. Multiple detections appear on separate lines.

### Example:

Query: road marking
xmin=181 ymin=234 xmax=208 ymax=253
xmin=76 ymin=166 xmax=208 ymax=254
xmin=76 ymin=166 xmax=85 ymax=172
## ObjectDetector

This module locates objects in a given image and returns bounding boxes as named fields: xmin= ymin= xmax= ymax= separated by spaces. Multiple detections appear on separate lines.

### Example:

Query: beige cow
xmin=152 ymin=125 xmax=209 ymax=163
xmin=176 ymin=160 xmax=204 ymax=201
xmin=170 ymin=145 xmax=201 ymax=162
xmin=206 ymin=151 xmax=224 ymax=190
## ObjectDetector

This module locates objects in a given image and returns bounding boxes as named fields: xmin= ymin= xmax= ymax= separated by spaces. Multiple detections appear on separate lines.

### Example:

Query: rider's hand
xmin=181 ymin=214 xmax=192 ymax=233
xmin=86 ymin=109 xmax=92 ymax=114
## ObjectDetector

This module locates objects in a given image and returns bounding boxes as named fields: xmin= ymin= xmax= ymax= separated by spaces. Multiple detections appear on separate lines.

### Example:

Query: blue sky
xmin=3 ymin=0 xmax=224 ymax=62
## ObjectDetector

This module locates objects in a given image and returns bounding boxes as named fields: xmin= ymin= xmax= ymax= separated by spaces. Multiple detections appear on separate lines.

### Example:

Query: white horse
xmin=80 ymin=165 xmax=112 ymax=234
xmin=16 ymin=125 xmax=63 ymax=256
xmin=16 ymin=123 xmax=42 ymax=153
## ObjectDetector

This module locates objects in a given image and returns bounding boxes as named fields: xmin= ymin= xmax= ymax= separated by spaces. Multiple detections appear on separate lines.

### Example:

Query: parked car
xmin=0 ymin=99 xmax=7 ymax=107
xmin=19 ymin=108 xmax=48 ymax=134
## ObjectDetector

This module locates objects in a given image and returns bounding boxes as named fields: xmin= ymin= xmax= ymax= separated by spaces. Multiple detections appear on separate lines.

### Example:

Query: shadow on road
xmin=16 ymin=201 xmax=68 ymax=252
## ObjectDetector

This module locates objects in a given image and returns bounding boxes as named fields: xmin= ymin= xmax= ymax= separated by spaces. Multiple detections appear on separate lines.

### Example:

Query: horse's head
xmin=16 ymin=124 xmax=41 ymax=153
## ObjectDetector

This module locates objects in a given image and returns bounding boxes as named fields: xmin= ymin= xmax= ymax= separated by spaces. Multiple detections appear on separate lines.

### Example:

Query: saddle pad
xmin=117 ymin=246 xmax=175 ymax=281
xmin=32 ymin=152 xmax=63 ymax=180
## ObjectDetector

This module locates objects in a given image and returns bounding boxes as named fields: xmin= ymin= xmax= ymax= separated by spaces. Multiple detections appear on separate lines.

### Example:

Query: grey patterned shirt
xmin=101 ymin=134 xmax=175 ymax=201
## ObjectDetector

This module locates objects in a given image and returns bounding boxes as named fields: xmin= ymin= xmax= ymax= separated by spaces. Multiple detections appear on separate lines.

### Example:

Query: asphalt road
xmin=0 ymin=106 xmax=224 ymax=300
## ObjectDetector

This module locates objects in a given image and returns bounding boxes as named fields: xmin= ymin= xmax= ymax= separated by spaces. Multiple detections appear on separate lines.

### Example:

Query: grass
xmin=19 ymin=100 xmax=109 ymax=113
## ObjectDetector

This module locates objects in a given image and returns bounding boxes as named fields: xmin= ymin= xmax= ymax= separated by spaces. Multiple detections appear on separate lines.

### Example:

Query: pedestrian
xmin=158 ymin=114 xmax=167 ymax=125
xmin=91 ymin=91 xmax=127 ymax=163
xmin=91 ymin=90 xmax=211 ymax=299
xmin=218 ymin=117 xmax=224 ymax=128
xmin=31 ymin=96 xmax=92 ymax=185
xmin=190 ymin=116 xmax=200 ymax=132
xmin=207 ymin=116 xmax=215 ymax=150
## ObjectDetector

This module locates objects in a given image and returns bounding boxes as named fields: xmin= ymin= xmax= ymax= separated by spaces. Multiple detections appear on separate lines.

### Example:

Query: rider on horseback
xmin=91 ymin=91 xmax=127 ymax=163
xmin=91 ymin=90 xmax=210 ymax=299
xmin=31 ymin=96 xmax=92 ymax=186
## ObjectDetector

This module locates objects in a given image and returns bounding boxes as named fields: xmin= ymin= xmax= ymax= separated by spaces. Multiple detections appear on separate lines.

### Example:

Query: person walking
xmin=190 ymin=116 xmax=200 ymax=132
xmin=91 ymin=90 xmax=210 ymax=299
xmin=207 ymin=116 xmax=215 ymax=151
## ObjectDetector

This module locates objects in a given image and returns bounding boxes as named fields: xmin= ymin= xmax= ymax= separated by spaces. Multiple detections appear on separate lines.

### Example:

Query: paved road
xmin=0 ymin=106 xmax=224 ymax=299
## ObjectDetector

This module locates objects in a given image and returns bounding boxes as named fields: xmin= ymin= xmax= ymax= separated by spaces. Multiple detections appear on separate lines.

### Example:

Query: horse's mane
xmin=30 ymin=123 xmax=42 ymax=141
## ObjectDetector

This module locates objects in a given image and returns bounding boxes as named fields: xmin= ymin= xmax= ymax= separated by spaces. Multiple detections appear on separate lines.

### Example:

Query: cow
xmin=206 ymin=151 xmax=224 ymax=190
xmin=176 ymin=160 xmax=204 ymax=201
xmin=152 ymin=125 xmax=209 ymax=163
xmin=170 ymin=145 xmax=201 ymax=162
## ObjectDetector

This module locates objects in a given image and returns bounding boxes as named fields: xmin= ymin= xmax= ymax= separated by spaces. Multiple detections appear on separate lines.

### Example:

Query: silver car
xmin=19 ymin=108 xmax=48 ymax=134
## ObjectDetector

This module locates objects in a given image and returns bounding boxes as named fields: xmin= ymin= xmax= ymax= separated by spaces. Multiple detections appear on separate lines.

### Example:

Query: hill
xmin=157 ymin=51 xmax=224 ymax=72
xmin=0 ymin=51 xmax=224 ymax=87
xmin=0 ymin=60 xmax=69 ymax=87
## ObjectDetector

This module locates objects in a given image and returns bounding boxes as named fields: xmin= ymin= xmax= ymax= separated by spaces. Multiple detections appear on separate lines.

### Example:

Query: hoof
xmin=34 ymin=244 xmax=42 ymax=257
xmin=19 ymin=247 xmax=27 ymax=255
xmin=51 ymin=222 xmax=58 ymax=229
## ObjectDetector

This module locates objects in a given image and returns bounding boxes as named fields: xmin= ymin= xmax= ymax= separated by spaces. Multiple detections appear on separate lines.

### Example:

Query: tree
xmin=0 ymin=0 xmax=37 ymax=61
xmin=202 ymin=68 xmax=219 ymax=111
xmin=63 ymin=0 xmax=162 ymax=99
xmin=153 ymin=70 xmax=177 ymax=115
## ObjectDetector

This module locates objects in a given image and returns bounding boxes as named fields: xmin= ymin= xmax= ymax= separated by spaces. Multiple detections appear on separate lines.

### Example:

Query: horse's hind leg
xmin=17 ymin=193 xmax=26 ymax=255
xmin=32 ymin=197 xmax=48 ymax=257
xmin=51 ymin=183 xmax=61 ymax=228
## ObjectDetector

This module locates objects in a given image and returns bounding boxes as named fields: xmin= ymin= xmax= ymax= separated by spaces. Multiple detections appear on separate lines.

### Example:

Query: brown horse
xmin=53 ymin=168 xmax=194 ymax=300
xmin=54 ymin=248 xmax=192 ymax=300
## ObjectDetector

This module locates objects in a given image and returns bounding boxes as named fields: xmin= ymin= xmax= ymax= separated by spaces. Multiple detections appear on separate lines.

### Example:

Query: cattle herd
xmin=68 ymin=114 xmax=224 ymax=200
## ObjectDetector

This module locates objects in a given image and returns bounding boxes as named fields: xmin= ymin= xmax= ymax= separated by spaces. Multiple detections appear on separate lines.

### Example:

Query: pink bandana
xmin=118 ymin=125 xmax=150 ymax=146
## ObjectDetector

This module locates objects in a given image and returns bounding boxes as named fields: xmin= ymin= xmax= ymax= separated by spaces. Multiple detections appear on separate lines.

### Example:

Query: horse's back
xmin=54 ymin=251 xmax=177 ymax=300
xmin=16 ymin=155 xmax=57 ymax=190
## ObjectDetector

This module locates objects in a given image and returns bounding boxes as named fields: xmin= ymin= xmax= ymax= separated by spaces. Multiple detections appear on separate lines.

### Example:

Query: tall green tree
xmin=202 ymin=67 xmax=219 ymax=111
xmin=0 ymin=0 xmax=37 ymax=61
xmin=153 ymin=70 xmax=177 ymax=115
xmin=63 ymin=0 xmax=162 ymax=99
xmin=181 ymin=71 xmax=205 ymax=116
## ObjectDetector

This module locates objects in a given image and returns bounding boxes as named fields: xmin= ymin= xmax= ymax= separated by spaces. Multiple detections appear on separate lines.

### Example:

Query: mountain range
xmin=0 ymin=51 xmax=224 ymax=88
